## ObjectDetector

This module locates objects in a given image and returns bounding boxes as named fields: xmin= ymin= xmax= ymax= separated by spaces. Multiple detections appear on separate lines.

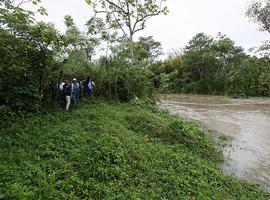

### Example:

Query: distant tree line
xmin=150 ymin=32 xmax=270 ymax=97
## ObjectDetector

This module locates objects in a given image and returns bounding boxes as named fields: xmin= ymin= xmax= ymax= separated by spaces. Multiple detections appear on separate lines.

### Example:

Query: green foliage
xmin=0 ymin=100 xmax=269 ymax=199
xmin=61 ymin=51 xmax=94 ymax=78
xmin=116 ymin=36 xmax=163 ymax=65
xmin=86 ymin=0 xmax=168 ymax=41
xmin=246 ymin=0 xmax=270 ymax=33
xmin=62 ymin=15 xmax=100 ymax=62
xmin=1 ymin=1 xmax=270 ymax=199
xmin=152 ymin=33 xmax=270 ymax=96
xmin=246 ymin=0 xmax=270 ymax=57
xmin=226 ymin=57 xmax=270 ymax=96
xmin=91 ymin=57 xmax=154 ymax=101
xmin=166 ymin=52 xmax=183 ymax=73
xmin=1 ymin=0 xmax=160 ymax=113
xmin=0 ymin=1 xmax=61 ymax=112
xmin=85 ymin=0 xmax=167 ymax=62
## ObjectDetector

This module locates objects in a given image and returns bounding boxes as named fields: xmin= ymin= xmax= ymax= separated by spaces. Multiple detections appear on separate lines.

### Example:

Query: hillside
xmin=0 ymin=100 xmax=269 ymax=199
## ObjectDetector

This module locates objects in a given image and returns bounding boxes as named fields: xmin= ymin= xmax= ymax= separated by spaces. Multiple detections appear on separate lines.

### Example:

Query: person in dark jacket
xmin=63 ymin=80 xmax=72 ymax=111
xmin=84 ymin=76 xmax=95 ymax=97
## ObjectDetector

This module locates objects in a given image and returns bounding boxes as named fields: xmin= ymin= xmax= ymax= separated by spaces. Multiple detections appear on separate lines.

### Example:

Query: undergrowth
xmin=0 ymin=100 xmax=269 ymax=199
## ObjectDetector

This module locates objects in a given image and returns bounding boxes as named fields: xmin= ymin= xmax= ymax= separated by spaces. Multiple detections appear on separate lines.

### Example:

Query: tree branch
xmin=111 ymin=11 xmax=129 ymax=38
xmin=95 ymin=10 xmax=118 ymax=14
xmin=104 ymin=2 xmax=129 ymax=38
xmin=126 ymin=1 xmax=132 ymax=38
xmin=132 ymin=11 xmax=161 ymax=33
xmin=104 ymin=0 xmax=127 ymax=15
xmin=133 ymin=26 xmax=144 ymax=34
xmin=16 ymin=0 xmax=32 ymax=7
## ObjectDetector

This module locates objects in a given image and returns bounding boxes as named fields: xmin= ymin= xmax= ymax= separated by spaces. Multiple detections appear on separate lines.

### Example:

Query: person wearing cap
xmin=72 ymin=78 xmax=80 ymax=104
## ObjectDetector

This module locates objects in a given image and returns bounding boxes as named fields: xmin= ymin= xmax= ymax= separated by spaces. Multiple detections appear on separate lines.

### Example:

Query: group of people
xmin=58 ymin=76 xmax=95 ymax=111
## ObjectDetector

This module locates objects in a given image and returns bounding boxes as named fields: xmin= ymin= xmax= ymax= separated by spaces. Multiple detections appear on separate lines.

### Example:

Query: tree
xmin=212 ymin=33 xmax=246 ymax=76
xmin=0 ymin=0 xmax=47 ymax=15
xmin=185 ymin=33 xmax=214 ymax=52
xmin=182 ymin=33 xmax=217 ymax=83
xmin=85 ymin=0 xmax=168 ymax=41
xmin=166 ymin=51 xmax=183 ymax=73
xmin=116 ymin=36 xmax=163 ymax=64
xmin=85 ymin=0 xmax=168 ymax=61
xmin=159 ymin=33 xmax=252 ymax=94
xmin=59 ymin=15 xmax=100 ymax=77
xmin=246 ymin=0 xmax=270 ymax=33
xmin=0 ymin=0 xmax=60 ymax=111
xmin=246 ymin=0 xmax=270 ymax=56
xmin=61 ymin=15 xmax=101 ymax=62
xmin=86 ymin=15 xmax=119 ymax=58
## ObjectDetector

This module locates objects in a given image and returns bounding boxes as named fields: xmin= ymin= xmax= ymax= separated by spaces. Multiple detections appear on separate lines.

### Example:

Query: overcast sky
xmin=33 ymin=0 xmax=268 ymax=55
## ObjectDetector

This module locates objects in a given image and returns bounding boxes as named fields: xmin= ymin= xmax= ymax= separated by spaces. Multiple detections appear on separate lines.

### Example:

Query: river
xmin=158 ymin=94 xmax=270 ymax=190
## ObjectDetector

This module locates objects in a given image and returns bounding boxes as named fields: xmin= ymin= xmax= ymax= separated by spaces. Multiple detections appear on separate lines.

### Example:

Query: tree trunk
xmin=129 ymin=35 xmax=135 ymax=64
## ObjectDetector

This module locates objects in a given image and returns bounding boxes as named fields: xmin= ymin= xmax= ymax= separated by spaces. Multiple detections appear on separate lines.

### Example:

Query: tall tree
xmin=85 ymin=0 xmax=168 ymax=41
xmin=62 ymin=15 xmax=100 ymax=61
xmin=246 ymin=0 xmax=270 ymax=56
xmin=246 ymin=0 xmax=270 ymax=33
xmin=85 ymin=0 xmax=168 ymax=62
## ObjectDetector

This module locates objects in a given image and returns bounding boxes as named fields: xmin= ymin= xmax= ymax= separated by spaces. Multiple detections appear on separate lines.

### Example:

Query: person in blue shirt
xmin=72 ymin=78 xmax=80 ymax=104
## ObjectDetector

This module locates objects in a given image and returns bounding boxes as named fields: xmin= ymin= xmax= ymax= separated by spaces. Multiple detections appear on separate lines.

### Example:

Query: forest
xmin=1 ymin=0 xmax=270 ymax=115
xmin=1 ymin=0 xmax=270 ymax=199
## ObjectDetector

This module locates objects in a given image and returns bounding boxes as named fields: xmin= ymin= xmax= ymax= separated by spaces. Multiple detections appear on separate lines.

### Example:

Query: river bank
xmin=1 ymin=99 xmax=269 ymax=199
xmin=158 ymin=94 xmax=270 ymax=191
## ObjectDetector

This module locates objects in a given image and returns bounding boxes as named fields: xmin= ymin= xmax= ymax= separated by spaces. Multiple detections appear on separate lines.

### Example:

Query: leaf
xmin=0 ymin=194 xmax=6 ymax=199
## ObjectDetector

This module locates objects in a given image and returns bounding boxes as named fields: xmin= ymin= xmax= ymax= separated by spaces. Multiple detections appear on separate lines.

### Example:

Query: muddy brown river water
xmin=158 ymin=94 xmax=270 ymax=190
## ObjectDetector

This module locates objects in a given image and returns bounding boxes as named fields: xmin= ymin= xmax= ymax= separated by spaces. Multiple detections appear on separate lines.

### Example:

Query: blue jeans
xmin=85 ymin=89 xmax=92 ymax=97
xmin=72 ymin=93 xmax=79 ymax=104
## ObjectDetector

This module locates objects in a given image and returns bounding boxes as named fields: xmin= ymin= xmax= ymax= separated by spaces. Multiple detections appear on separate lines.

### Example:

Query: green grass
xmin=0 ymin=100 xmax=269 ymax=199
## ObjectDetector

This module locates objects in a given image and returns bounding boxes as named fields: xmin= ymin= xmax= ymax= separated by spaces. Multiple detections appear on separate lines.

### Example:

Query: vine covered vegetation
xmin=0 ymin=100 xmax=269 ymax=199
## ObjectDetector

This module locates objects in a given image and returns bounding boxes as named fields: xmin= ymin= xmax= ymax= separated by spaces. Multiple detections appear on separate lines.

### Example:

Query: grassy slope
xmin=0 ymin=100 xmax=269 ymax=200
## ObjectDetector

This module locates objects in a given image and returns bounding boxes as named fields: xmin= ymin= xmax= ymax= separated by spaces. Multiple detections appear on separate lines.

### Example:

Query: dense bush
xmin=91 ymin=57 xmax=154 ymax=101
xmin=0 ymin=2 xmax=61 ymax=112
